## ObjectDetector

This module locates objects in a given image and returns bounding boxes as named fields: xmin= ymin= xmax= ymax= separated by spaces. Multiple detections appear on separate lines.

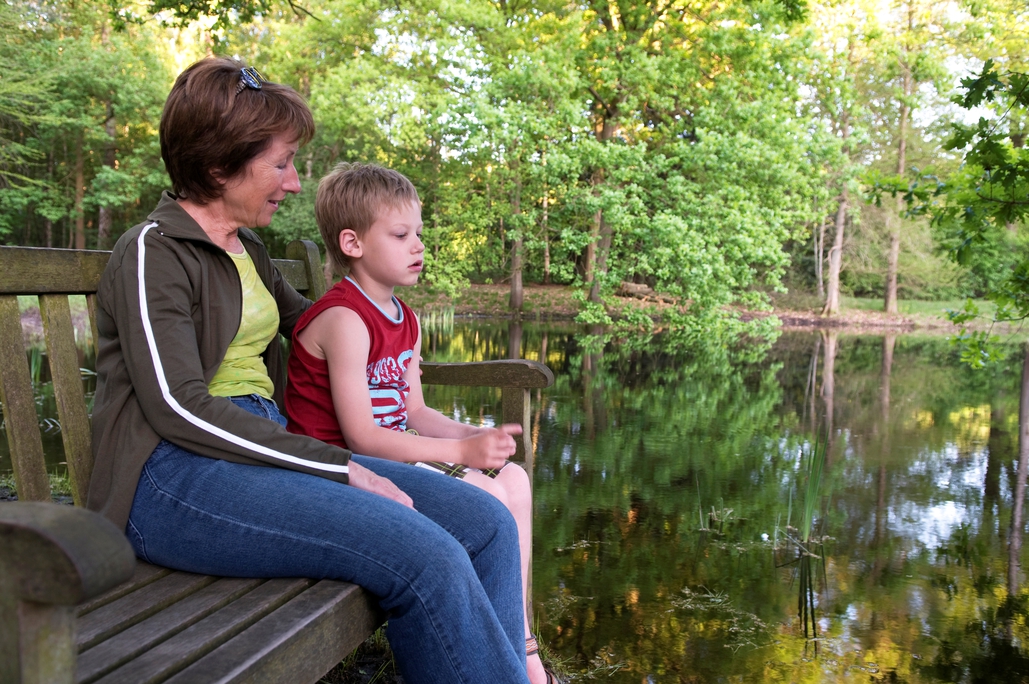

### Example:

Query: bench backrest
xmin=0 ymin=240 xmax=553 ymax=507
xmin=0 ymin=241 xmax=327 ymax=506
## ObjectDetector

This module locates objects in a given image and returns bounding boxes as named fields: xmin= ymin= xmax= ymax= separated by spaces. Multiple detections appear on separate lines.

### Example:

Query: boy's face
xmin=343 ymin=200 xmax=424 ymax=289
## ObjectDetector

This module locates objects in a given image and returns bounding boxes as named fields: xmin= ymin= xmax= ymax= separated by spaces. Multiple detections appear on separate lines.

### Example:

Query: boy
xmin=285 ymin=163 xmax=557 ymax=684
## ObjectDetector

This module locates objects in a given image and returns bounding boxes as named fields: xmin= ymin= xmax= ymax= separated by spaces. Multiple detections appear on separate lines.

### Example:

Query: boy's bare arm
xmin=403 ymin=325 xmax=485 ymax=439
xmin=303 ymin=307 xmax=516 ymax=470
xmin=404 ymin=325 xmax=523 ymax=460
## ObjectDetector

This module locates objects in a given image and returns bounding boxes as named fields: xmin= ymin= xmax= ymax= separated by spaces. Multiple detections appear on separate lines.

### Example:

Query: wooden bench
xmin=0 ymin=241 xmax=554 ymax=684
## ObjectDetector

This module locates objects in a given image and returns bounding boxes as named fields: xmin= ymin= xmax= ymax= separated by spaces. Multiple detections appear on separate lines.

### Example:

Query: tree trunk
xmin=822 ymin=193 xmax=848 ymax=316
xmin=1008 ymin=127 xmax=1025 ymax=232
xmin=509 ymin=176 xmax=524 ymax=313
xmin=510 ymin=236 xmax=524 ymax=312
xmin=588 ymin=213 xmax=612 ymax=304
xmin=45 ymin=152 xmax=54 ymax=247
xmin=542 ymin=189 xmax=551 ymax=285
xmin=885 ymin=12 xmax=913 ymax=315
xmin=587 ymin=120 xmax=616 ymax=304
xmin=1009 ymin=343 xmax=1029 ymax=596
xmin=585 ymin=209 xmax=600 ymax=286
xmin=74 ymin=132 xmax=86 ymax=250
xmin=816 ymin=217 xmax=826 ymax=299
xmin=884 ymin=231 xmax=901 ymax=314
xmin=97 ymin=102 xmax=116 ymax=250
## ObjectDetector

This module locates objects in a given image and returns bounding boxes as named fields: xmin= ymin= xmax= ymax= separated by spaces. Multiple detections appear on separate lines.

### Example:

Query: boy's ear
xmin=339 ymin=229 xmax=362 ymax=258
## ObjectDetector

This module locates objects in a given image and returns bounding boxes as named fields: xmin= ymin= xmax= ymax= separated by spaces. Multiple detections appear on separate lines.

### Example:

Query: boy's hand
xmin=461 ymin=424 xmax=523 ymax=471
xmin=348 ymin=461 xmax=414 ymax=509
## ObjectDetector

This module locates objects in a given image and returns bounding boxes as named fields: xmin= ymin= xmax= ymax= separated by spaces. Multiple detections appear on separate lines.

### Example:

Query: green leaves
xmin=956 ymin=59 xmax=1003 ymax=108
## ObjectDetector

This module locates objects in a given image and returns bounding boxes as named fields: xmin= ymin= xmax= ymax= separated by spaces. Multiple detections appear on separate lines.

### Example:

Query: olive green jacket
xmin=88 ymin=192 xmax=351 ymax=529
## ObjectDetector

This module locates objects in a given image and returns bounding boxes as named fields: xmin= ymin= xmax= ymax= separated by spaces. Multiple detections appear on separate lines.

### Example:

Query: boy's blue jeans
xmin=126 ymin=394 xmax=527 ymax=683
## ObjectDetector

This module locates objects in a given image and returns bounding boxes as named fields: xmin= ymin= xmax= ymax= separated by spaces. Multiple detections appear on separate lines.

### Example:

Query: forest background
xmin=1 ymin=0 xmax=1027 ymax=336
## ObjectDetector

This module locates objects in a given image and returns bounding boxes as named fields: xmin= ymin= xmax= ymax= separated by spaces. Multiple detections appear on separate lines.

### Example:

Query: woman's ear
xmin=210 ymin=168 xmax=228 ymax=186
xmin=340 ymin=230 xmax=362 ymax=258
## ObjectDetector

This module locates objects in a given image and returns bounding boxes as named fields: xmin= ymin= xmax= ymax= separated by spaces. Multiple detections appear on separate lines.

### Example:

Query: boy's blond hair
xmin=315 ymin=162 xmax=420 ymax=276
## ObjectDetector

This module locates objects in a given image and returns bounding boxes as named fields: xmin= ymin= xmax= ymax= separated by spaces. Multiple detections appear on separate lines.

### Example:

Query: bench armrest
xmin=0 ymin=502 xmax=135 ymax=605
xmin=419 ymin=360 xmax=553 ymax=465
xmin=0 ymin=502 xmax=135 ymax=683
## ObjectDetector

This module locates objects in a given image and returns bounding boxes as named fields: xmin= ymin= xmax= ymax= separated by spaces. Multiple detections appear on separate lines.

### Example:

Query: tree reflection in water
xmin=419 ymin=321 xmax=1029 ymax=682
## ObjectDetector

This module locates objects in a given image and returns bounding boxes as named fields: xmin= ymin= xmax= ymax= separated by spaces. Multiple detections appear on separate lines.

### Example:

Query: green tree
xmin=912 ymin=62 xmax=1029 ymax=365
xmin=0 ymin=1 xmax=170 ymax=248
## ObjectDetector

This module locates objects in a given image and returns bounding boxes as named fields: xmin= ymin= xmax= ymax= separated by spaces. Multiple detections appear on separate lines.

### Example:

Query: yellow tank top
xmin=208 ymin=249 xmax=279 ymax=399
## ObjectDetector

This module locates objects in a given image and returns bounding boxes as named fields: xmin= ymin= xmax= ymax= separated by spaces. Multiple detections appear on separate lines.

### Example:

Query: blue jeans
xmin=126 ymin=394 xmax=527 ymax=683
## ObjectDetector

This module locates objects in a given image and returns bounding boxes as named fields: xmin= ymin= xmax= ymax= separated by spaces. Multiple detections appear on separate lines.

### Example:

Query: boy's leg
xmin=462 ymin=464 xmax=547 ymax=681
xmin=127 ymin=447 xmax=526 ymax=684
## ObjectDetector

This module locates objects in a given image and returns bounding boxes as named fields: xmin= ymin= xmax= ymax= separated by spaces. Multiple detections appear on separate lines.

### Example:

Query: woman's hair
xmin=160 ymin=57 xmax=315 ymax=204
xmin=316 ymin=163 xmax=420 ymax=276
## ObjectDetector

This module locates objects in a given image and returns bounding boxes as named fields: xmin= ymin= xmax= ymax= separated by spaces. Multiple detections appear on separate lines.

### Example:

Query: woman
xmin=86 ymin=57 xmax=528 ymax=683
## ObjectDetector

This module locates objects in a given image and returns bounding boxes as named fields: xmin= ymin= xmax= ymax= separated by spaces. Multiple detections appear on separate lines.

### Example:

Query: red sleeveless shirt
xmin=285 ymin=277 xmax=419 ymax=448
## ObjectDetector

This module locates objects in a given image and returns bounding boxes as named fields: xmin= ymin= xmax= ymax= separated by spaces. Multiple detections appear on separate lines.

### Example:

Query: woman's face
xmin=219 ymin=133 xmax=302 ymax=228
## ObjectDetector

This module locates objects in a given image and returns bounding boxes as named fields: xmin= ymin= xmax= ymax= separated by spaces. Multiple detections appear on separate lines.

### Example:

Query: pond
xmin=4 ymin=319 xmax=1029 ymax=682
xmin=421 ymin=322 xmax=1029 ymax=683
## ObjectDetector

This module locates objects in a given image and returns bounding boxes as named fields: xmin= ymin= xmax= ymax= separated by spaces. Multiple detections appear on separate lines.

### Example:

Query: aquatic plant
xmin=414 ymin=306 xmax=455 ymax=335
xmin=777 ymin=430 xmax=831 ymax=642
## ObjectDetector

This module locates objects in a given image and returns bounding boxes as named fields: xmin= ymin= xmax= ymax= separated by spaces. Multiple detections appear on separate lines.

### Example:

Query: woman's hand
xmin=460 ymin=424 xmax=523 ymax=471
xmin=348 ymin=461 xmax=414 ymax=509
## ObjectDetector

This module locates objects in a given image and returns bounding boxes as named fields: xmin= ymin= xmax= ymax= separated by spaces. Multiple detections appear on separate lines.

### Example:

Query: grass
xmin=0 ymin=469 xmax=74 ymax=499
xmin=319 ymin=628 xmax=401 ymax=684
xmin=773 ymin=288 xmax=996 ymax=318
xmin=839 ymin=295 xmax=997 ymax=318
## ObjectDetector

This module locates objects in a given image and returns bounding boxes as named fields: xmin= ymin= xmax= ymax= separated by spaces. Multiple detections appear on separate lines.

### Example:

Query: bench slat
xmin=78 ymin=578 xmax=263 ymax=684
xmin=0 ymin=247 xmax=110 ymax=295
xmin=284 ymin=241 xmax=326 ymax=301
xmin=268 ymin=260 xmax=309 ymax=295
xmin=162 ymin=580 xmax=381 ymax=684
xmin=0 ymin=247 xmax=304 ymax=297
xmin=88 ymin=578 xmax=314 ymax=684
xmin=40 ymin=294 xmax=94 ymax=506
xmin=78 ymin=563 xmax=172 ymax=616
xmin=86 ymin=294 xmax=100 ymax=362
xmin=77 ymin=572 xmax=217 ymax=650
xmin=0 ymin=295 xmax=51 ymax=502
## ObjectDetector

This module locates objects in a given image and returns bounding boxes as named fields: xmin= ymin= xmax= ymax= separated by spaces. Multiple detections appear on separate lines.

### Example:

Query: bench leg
xmin=0 ymin=593 xmax=76 ymax=684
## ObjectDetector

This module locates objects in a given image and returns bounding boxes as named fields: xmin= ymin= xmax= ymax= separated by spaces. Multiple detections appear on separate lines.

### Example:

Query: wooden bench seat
xmin=0 ymin=241 xmax=554 ymax=684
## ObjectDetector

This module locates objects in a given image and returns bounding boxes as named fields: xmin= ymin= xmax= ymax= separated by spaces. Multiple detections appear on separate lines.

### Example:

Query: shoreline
xmin=401 ymin=283 xmax=970 ymax=334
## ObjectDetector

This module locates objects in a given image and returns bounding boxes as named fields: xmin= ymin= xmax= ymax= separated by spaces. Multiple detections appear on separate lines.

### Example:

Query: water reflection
xmin=421 ymin=324 xmax=1029 ymax=682
xmin=7 ymin=319 xmax=1029 ymax=681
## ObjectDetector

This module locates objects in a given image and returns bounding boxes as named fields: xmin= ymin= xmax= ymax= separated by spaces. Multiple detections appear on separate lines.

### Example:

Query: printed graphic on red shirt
xmin=369 ymin=348 xmax=414 ymax=429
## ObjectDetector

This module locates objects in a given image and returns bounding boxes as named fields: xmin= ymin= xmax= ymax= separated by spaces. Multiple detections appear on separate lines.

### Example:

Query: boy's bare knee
xmin=495 ymin=464 xmax=531 ymax=509
xmin=465 ymin=471 xmax=510 ymax=508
